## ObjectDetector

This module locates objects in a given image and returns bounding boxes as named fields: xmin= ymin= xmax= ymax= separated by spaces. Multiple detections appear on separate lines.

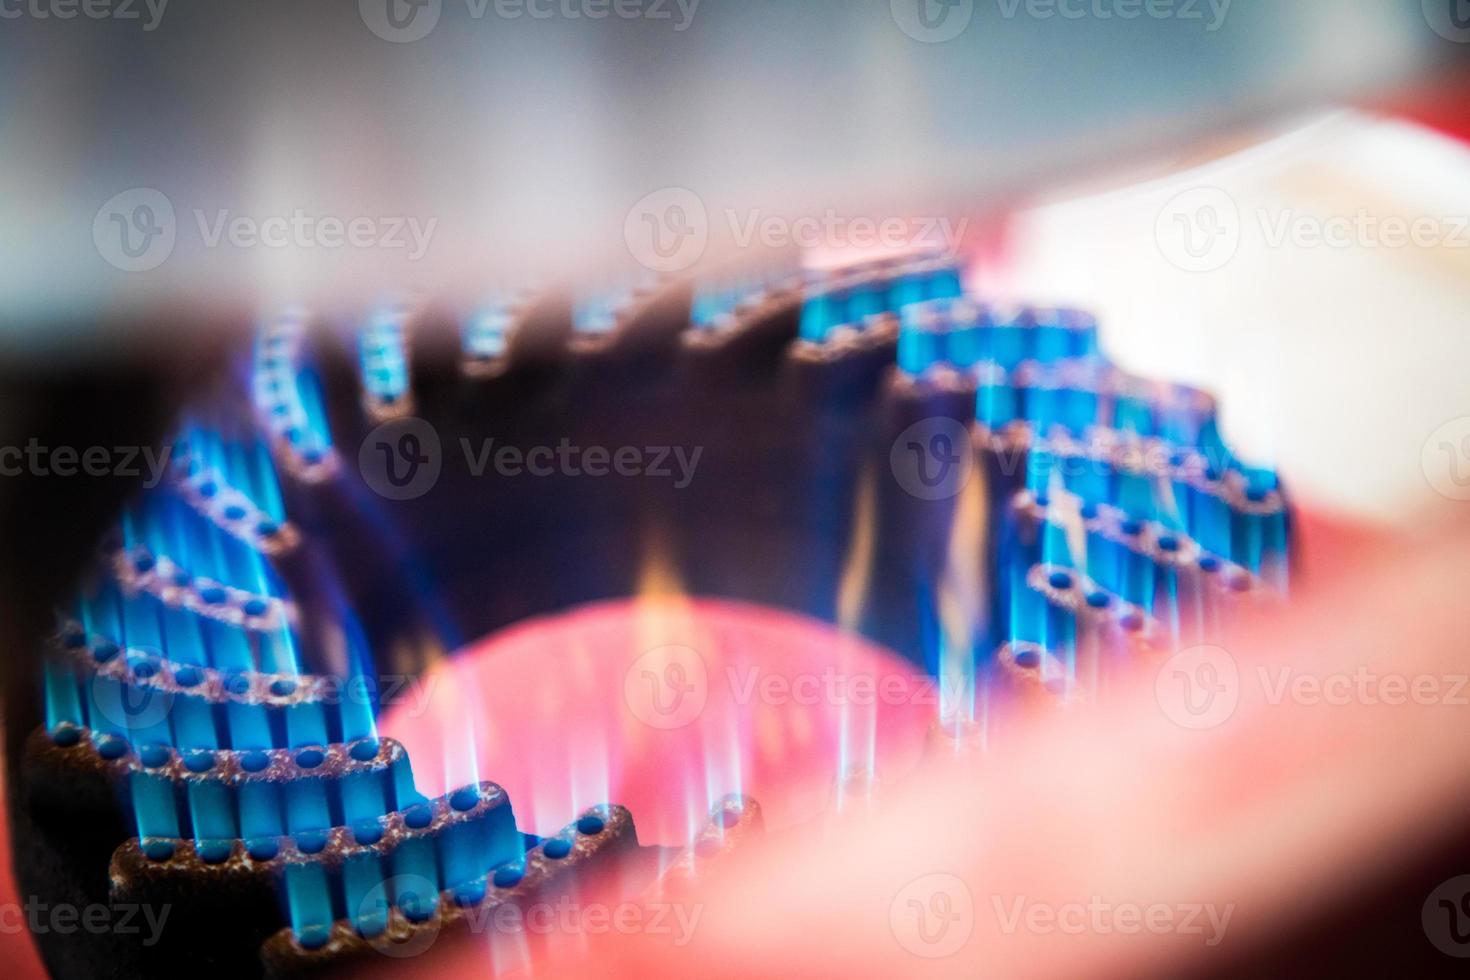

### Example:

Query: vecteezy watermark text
xmin=360 ymin=882 xmax=703 ymax=959
xmin=1155 ymin=644 xmax=1470 ymax=731
xmin=193 ymin=209 xmax=437 ymax=260
xmin=0 ymin=440 xmax=173 ymax=486
xmin=93 ymin=188 xmax=438 ymax=272
xmin=994 ymin=0 xmax=1231 ymax=31
xmin=890 ymin=0 xmax=1229 ymax=43
xmin=358 ymin=417 xmax=705 ymax=500
xmin=723 ymin=665 xmax=951 ymax=709
xmin=990 ymin=895 xmax=1234 ymax=946
xmin=724 ymin=210 xmax=968 ymax=256
xmin=0 ymin=898 xmax=170 ymax=947
xmin=458 ymin=898 xmax=701 ymax=943
xmin=623 ymin=187 xmax=969 ymax=273
xmin=622 ymin=647 xmax=972 ymax=730
xmin=0 ymin=0 xmax=168 ymax=30
xmin=462 ymin=438 xmax=702 ymax=489
xmin=1156 ymin=186 xmax=1470 ymax=273
xmin=470 ymin=0 xmax=698 ymax=29
xmin=1256 ymin=665 xmax=1470 ymax=708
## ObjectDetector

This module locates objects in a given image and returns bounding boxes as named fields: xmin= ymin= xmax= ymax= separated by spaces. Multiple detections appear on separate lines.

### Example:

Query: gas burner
xmin=16 ymin=251 xmax=1288 ymax=976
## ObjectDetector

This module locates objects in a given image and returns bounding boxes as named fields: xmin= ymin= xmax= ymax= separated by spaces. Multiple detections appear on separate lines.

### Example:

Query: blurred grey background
xmin=0 ymin=0 xmax=1459 ymax=324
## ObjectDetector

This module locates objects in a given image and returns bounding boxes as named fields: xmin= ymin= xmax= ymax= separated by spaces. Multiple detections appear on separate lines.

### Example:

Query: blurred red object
xmin=379 ymin=597 xmax=936 ymax=844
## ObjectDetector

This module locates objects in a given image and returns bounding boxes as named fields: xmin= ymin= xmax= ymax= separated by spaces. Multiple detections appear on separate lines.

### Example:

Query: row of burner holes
xmin=53 ymin=716 xmax=743 ymax=942
xmin=256 ymin=328 xmax=317 ymax=435
xmin=1022 ymin=561 xmax=1245 ymax=644
xmin=139 ymin=805 xmax=611 ymax=892
xmin=60 ymin=628 xmax=300 ymax=696
xmin=46 ymin=721 xmax=654 ymax=872
xmin=284 ymin=810 xmax=625 ymax=948
xmin=173 ymin=457 xmax=297 ymax=532
xmin=256 ymin=364 xmax=333 ymax=461
xmin=292 ymin=805 xmax=739 ymax=937
xmin=47 ymin=724 xmax=423 ymax=865
xmin=125 ymin=552 xmax=277 ymax=613
xmin=1024 ymin=446 xmax=1269 ymax=507
xmin=1036 ymin=498 xmax=1255 ymax=592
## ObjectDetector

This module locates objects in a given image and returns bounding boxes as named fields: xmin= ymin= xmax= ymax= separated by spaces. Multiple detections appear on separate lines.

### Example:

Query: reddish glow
xmin=378 ymin=597 xmax=935 ymax=844
xmin=364 ymin=514 xmax=1470 ymax=980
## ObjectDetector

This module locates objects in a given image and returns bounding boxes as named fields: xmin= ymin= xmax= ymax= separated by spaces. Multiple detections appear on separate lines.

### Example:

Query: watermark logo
xmin=891 ymin=0 xmax=974 ymax=43
xmin=1156 ymin=187 xmax=1240 ymax=273
xmin=624 ymin=644 xmax=708 ymax=729
xmin=890 ymin=418 xmax=974 ymax=500
xmin=891 ymin=873 xmax=974 ymax=958
xmin=1155 ymin=644 xmax=1239 ymax=729
xmin=1257 ymin=666 xmax=1469 ymax=708
xmin=95 ymin=190 xmax=437 ymax=270
xmin=359 ymin=874 xmax=442 ymax=957
xmin=94 ymin=188 xmax=176 ymax=272
xmin=1424 ymin=0 xmax=1470 ymax=43
xmin=360 ymin=425 xmax=703 ymax=499
xmin=624 ymin=192 xmax=969 ymax=272
xmin=360 ymin=417 xmax=443 ymax=500
xmin=360 ymin=0 xmax=442 ymax=42
xmin=1160 ymin=189 xmax=1470 ymax=272
xmin=1422 ymin=417 xmax=1470 ymax=501
xmin=362 ymin=0 xmax=699 ymax=41
xmin=90 ymin=653 xmax=175 ymax=732
xmin=1424 ymin=875 xmax=1470 ymax=957
xmin=624 ymin=187 xmax=709 ymax=273
xmin=622 ymin=655 xmax=958 ymax=727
